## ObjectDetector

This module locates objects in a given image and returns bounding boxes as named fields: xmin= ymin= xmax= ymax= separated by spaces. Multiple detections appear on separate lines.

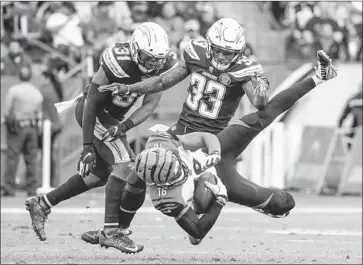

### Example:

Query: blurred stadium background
xmin=1 ymin=1 xmax=362 ymax=264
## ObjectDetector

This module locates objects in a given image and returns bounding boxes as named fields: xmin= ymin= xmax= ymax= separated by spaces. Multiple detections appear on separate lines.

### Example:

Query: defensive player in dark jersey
xmin=80 ymin=50 xmax=338 ymax=248
xmin=24 ymin=22 xmax=178 ymax=253
xmin=99 ymin=18 xmax=269 ymax=134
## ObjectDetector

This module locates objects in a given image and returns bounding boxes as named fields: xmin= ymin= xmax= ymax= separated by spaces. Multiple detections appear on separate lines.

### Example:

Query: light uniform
xmin=145 ymin=126 xmax=219 ymax=217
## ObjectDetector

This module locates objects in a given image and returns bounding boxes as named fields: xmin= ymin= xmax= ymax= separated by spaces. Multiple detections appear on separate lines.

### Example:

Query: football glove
xmin=101 ymin=120 xmax=134 ymax=142
xmin=97 ymin=83 xmax=130 ymax=95
xmin=77 ymin=143 xmax=97 ymax=177
xmin=315 ymin=50 xmax=337 ymax=81
xmin=204 ymin=177 xmax=228 ymax=206
xmin=204 ymin=151 xmax=221 ymax=170
xmin=250 ymin=74 xmax=270 ymax=109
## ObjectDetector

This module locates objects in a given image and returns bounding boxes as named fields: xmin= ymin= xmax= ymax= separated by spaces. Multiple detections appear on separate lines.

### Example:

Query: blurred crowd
xmin=267 ymin=1 xmax=362 ymax=61
xmin=1 ymin=1 xmax=227 ymax=75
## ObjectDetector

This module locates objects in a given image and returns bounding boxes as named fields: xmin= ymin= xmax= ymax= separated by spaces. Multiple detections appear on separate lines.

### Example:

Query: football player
xmin=25 ymin=22 xmax=178 ymax=254
xmin=99 ymin=18 xmax=269 ymax=134
xmin=81 ymin=50 xmax=338 ymax=246
xmin=84 ymin=124 xmax=228 ymax=248
xmin=212 ymin=50 xmax=337 ymax=217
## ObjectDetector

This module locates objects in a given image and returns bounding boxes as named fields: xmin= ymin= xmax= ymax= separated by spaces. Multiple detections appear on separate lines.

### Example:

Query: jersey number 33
xmin=186 ymin=72 xmax=226 ymax=119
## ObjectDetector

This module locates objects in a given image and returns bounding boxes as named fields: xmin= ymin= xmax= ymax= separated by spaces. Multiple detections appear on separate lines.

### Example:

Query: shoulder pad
xmin=183 ymin=38 xmax=207 ymax=62
xmin=100 ymin=43 xmax=132 ymax=79
xmin=229 ymin=58 xmax=264 ymax=81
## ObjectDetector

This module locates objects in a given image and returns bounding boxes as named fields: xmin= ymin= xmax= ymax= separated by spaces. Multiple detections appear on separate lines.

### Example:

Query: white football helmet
xmin=130 ymin=22 xmax=171 ymax=74
xmin=206 ymin=18 xmax=246 ymax=71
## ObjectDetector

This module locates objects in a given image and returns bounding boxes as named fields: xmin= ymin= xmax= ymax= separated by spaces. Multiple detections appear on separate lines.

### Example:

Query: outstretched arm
xmin=127 ymin=60 xmax=189 ymax=94
xmin=98 ymin=60 xmax=190 ymax=95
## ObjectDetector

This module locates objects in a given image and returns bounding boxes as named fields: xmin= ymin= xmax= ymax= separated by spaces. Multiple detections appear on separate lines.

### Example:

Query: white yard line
xmin=266 ymin=229 xmax=362 ymax=237
xmin=1 ymin=207 xmax=362 ymax=214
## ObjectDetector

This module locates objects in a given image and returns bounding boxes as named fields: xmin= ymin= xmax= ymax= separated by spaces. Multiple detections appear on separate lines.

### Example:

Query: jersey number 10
xmin=186 ymin=73 xmax=226 ymax=119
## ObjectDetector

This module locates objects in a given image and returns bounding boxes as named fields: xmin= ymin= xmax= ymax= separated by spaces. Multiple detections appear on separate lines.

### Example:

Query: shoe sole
xmin=25 ymin=200 xmax=47 ymax=241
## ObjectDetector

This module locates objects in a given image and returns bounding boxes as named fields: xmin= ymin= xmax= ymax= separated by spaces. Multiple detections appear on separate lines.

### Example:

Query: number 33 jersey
xmin=98 ymin=42 xmax=178 ymax=121
xmin=179 ymin=38 xmax=264 ymax=134
xmin=148 ymin=147 xmax=218 ymax=218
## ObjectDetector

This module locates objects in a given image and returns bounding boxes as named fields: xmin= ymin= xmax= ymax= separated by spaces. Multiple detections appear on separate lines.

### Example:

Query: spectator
xmin=1 ymin=40 xmax=32 ymax=76
xmin=197 ymin=3 xmax=219 ymax=37
xmin=41 ymin=3 xmax=85 ymax=103
xmin=84 ymin=1 xmax=118 ymax=62
xmin=338 ymin=84 xmax=363 ymax=149
xmin=175 ymin=2 xmax=199 ymax=21
xmin=154 ymin=2 xmax=185 ymax=51
xmin=286 ymin=2 xmax=315 ymax=58
xmin=126 ymin=1 xmax=151 ymax=34
xmin=179 ymin=19 xmax=202 ymax=58
xmin=302 ymin=3 xmax=343 ymax=60
xmin=1 ymin=66 xmax=43 ymax=197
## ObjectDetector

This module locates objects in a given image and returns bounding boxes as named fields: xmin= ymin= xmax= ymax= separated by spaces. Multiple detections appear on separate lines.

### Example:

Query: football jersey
xmin=178 ymin=38 xmax=264 ymax=134
xmin=147 ymin=131 xmax=218 ymax=217
xmin=88 ymin=42 xmax=178 ymax=121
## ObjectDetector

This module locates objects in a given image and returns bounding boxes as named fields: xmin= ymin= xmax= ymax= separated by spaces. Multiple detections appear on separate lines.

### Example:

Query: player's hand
xmin=98 ymin=83 xmax=130 ymax=95
xmin=204 ymin=177 xmax=228 ymax=206
xmin=101 ymin=123 xmax=128 ymax=142
xmin=77 ymin=143 xmax=97 ymax=177
xmin=204 ymin=151 xmax=221 ymax=170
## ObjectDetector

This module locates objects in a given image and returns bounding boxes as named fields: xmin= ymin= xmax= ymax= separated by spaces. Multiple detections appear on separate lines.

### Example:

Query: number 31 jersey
xmin=179 ymin=38 xmax=264 ymax=134
xmin=98 ymin=42 xmax=178 ymax=121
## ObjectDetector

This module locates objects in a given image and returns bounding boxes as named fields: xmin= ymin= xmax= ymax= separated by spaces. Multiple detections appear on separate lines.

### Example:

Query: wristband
xmin=209 ymin=150 xmax=221 ymax=156
xmin=122 ymin=119 xmax=135 ymax=131
xmin=83 ymin=142 xmax=94 ymax=147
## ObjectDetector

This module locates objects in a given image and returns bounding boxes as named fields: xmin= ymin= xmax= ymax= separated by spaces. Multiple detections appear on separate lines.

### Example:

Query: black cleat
xmin=99 ymin=228 xmax=143 ymax=254
xmin=315 ymin=50 xmax=338 ymax=80
xmin=81 ymin=227 xmax=132 ymax=245
xmin=25 ymin=196 xmax=51 ymax=241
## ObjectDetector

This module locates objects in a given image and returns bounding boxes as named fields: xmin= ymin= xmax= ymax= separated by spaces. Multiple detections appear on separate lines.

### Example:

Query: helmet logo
xmin=219 ymin=73 xmax=231 ymax=85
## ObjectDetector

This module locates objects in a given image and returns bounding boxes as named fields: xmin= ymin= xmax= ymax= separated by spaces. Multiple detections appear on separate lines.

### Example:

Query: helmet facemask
xmin=130 ymin=32 xmax=170 ymax=75
xmin=206 ymin=40 xmax=243 ymax=71
xmin=136 ymin=48 xmax=168 ymax=74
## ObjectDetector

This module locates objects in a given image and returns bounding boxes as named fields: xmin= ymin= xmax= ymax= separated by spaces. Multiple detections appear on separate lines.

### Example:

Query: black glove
xmin=101 ymin=119 xmax=134 ymax=142
xmin=77 ymin=143 xmax=97 ymax=177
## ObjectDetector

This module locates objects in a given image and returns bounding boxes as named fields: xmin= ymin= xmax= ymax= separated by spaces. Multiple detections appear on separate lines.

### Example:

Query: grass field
xmin=1 ymin=192 xmax=362 ymax=264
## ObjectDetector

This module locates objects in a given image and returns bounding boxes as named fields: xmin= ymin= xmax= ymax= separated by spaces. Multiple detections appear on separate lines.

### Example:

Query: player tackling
xmin=25 ymin=22 xmax=178 ymax=253
xmin=82 ymin=50 xmax=338 ymax=250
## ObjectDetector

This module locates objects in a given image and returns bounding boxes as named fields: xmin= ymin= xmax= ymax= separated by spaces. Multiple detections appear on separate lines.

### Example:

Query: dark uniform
xmin=212 ymin=78 xmax=318 ymax=216
xmin=170 ymin=38 xmax=264 ymax=134
xmin=75 ymin=42 xmax=178 ymax=177
xmin=166 ymin=38 xmax=312 ymax=217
